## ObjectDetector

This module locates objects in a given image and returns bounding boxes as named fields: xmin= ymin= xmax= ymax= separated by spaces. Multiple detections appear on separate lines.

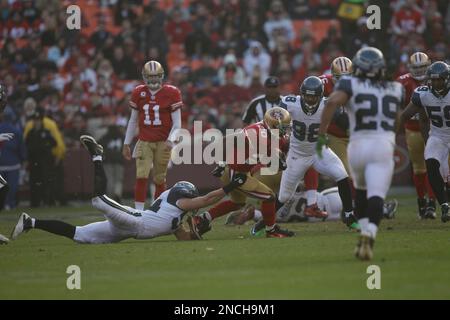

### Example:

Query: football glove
xmin=212 ymin=161 xmax=226 ymax=177
xmin=316 ymin=134 xmax=329 ymax=159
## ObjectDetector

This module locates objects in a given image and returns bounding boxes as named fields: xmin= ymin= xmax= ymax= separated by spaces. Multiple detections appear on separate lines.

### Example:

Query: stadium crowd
xmin=0 ymin=0 xmax=450 ymax=208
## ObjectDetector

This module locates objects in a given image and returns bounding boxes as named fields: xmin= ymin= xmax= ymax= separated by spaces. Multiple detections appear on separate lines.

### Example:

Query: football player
xmin=278 ymin=76 xmax=355 ymax=226
xmin=192 ymin=107 xmax=295 ymax=238
xmin=123 ymin=61 xmax=182 ymax=210
xmin=10 ymin=136 xmax=247 ymax=244
xmin=0 ymin=84 xmax=15 ymax=210
xmin=318 ymin=47 xmax=404 ymax=260
xmin=399 ymin=61 xmax=450 ymax=223
xmin=396 ymin=52 xmax=435 ymax=219
xmin=319 ymin=57 xmax=353 ymax=179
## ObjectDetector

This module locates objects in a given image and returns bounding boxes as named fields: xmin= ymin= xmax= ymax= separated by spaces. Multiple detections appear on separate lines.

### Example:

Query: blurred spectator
xmin=25 ymin=107 xmax=56 ymax=207
xmin=165 ymin=9 xmax=193 ymax=45
xmin=217 ymin=53 xmax=246 ymax=87
xmin=0 ymin=107 xmax=26 ymax=209
xmin=243 ymin=41 xmax=271 ymax=86
xmin=391 ymin=0 xmax=426 ymax=36
xmin=263 ymin=1 xmax=295 ymax=44
xmin=47 ymin=37 xmax=70 ymax=68
xmin=99 ymin=122 xmax=126 ymax=202
xmin=110 ymin=47 xmax=139 ymax=80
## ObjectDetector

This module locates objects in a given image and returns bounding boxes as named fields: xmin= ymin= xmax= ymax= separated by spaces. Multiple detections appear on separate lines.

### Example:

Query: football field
xmin=1 ymin=194 xmax=449 ymax=300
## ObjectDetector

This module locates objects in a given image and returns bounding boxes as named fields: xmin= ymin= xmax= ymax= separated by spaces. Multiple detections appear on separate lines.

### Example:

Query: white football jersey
xmin=335 ymin=76 xmax=404 ymax=145
xmin=412 ymin=86 xmax=450 ymax=142
xmin=282 ymin=95 xmax=325 ymax=156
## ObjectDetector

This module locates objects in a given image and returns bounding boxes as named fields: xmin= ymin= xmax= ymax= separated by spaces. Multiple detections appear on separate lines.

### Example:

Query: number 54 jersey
xmin=129 ymin=84 xmax=183 ymax=142
xmin=335 ymin=76 xmax=404 ymax=145
xmin=282 ymin=95 xmax=325 ymax=156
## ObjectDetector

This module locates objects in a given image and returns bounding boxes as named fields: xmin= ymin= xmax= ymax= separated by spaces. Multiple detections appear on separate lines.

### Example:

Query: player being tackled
xmin=10 ymin=136 xmax=247 ymax=244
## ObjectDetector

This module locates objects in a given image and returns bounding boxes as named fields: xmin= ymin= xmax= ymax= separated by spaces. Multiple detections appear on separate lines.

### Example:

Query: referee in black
xmin=242 ymin=76 xmax=284 ymax=125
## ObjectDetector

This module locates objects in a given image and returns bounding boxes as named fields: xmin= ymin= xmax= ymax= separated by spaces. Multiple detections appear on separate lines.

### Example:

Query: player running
xmin=123 ymin=60 xmax=182 ymax=210
xmin=399 ymin=61 xmax=450 ymax=223
xmin=10 ymin=136 xmax=247 ymax=244
xmin=277 ymin=76 xmax=355 ymax=227
xmin=317 ymin=47 xmax=404 ymax=261
xmin=192 ymin=107 xmax=295 ymax=238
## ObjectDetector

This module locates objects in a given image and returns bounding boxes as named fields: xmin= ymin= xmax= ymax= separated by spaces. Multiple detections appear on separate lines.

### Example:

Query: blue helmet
xmin=171 ymin=181 xmax=199 ymax=199
xmin=352 ymin=47 xmax=386 ymax=80
xmin=426 ymin=61 xmax=450 ymax=96
xmin=300 ymin=76 xmax=324 ymax=114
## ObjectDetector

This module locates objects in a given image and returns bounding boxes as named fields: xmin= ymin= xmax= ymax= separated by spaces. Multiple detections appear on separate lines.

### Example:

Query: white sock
xmin=254 ymin=209 xmax=262 ymax=221
xmin=306 ymin=190 xmax=317 ymax=206
xmin=265 ymin=224 xmax=275 ymax=232
xmin=31 ymin=218 xmax=36 ymax=228
xmin=93 ymin=155 xmax=102 ymax=162
xmin=366 ymin=222 xmax=378 ymax=239
xmin=358 ymin=218 xmax=369 ymax=235
xmin=135 ymin=202 xmax=145 ymax=210
xmin=203 ymin=212 xmax=212 ymax=221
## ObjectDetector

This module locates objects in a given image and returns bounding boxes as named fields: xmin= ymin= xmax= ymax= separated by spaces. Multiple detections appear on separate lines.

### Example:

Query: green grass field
xmin=0 ymin=194 xmax=449 ymax=300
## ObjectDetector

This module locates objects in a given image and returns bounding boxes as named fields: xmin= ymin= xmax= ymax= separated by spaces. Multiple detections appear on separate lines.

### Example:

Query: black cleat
xmin=425 ymin=199 xmax=436 ymax=219
xmin=441 ymin=203 xmax=450 ymax=223
xmin=250 ymin=219 xmax=266 ymax=236
xmin=80 ymin=135 xmax=104 ymax=157
xmin=383 ymin=199 xmax=398 ymax=219
xmin=417 ymin=198 xmax=427 ymax=219
xmin=192 ymin=214 xmax=212 ymax=236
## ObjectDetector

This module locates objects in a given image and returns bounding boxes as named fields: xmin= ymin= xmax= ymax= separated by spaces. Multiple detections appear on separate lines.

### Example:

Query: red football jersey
xmin=396 ymin=73 xmax=421 ymax=132
xmin=227 ymin=122 xmax=287 ymax=173
xmin=319 ymin=74 xmax=335 ymax=98
xmin=129 ymin=84 xmax=183 ymax=142
xmin=319 ymin=74 xmax=348 ymax=138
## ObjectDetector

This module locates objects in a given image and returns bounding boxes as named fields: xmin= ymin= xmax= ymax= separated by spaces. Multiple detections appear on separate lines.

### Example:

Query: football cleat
xmin=250 ymin=219 xmax=266 ymax=237
xmin=424 ymin=199 xmax=436 ymax=219
xmin=0 ymin=233 xmax=9 ymax=244
xmin=417 ymin=198 xmax=427 ymax=219
xmin=343 ymin=212 xmax=360 ymax=230
xmin=304 ymin=204 xmax=328 ymax=220
xmin=192 ymin=214 xmax=212 ymax=235
xmin=11 ymin=212 xmax=32 ymax=240
xmin=80 ymin=135 xmax=104 ymax=158
xmin=186 ymin=216 xmax=202 ymax=240
xmin=441 ymin=203 xmax=450 ymax=223
xmin=266 ymin=225 xmax=295 ymax=238
xmin=225 ymin=204 xmax=255 ymax=225
xmin=354 ymin=235 xmax=374 ymax=261
xmin=383 ymin=199 xmax=398 ymax=220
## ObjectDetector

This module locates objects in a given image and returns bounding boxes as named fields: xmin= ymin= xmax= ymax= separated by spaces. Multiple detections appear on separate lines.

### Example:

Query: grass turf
xmin=0 ymin=194 xmax=449 ymax=300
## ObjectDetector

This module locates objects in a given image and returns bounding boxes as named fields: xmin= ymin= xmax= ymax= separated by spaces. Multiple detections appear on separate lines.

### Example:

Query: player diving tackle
xmin=10 ymin=135 xmax=247 ymax=243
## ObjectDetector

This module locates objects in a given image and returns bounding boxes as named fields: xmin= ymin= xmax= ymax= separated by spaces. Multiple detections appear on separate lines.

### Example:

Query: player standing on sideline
xmin=398 ymin=61 xmax=450 ymax=223
xmin=396 ymin=52 xmax=435 ymax=219
xmin=193 ymin=107 xmax=295 ymax=238
xmin=317 ymin=47 xmax=404 ymax=260
xmin=277 ymin=76 xmax=355 ymax=225
xmin=10 ymin=135 xmax=248 ymax=243
xmin=0 ymin=84 xmax=15 ymax=244
xmin=123 ymin=61 xmax=182 ymax=210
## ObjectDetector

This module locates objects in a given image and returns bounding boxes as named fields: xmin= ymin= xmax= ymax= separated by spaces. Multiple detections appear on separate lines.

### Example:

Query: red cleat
xmin=304 ymin=203 xmax=328 ymax=219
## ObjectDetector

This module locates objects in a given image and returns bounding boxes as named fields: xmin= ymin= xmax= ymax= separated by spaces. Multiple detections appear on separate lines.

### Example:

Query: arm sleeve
xmin=168 ymin=108 xmax=182 ymax=143
xmin=169 ymin=88 xmax=183 ymax=112
xmin=242 ymin=99 xmax=257 ymax=124
xmin=124 ymin=109 xmax=139 ymax=145
xmin=335 ymin=78 xmax=353 ymax=97
xmin=411 ymin=90 xmax=423 ymax=108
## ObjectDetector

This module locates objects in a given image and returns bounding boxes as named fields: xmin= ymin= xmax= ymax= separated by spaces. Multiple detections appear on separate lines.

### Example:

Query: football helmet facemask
xmin=142 ymin=60 xmax=164 ymax=91
xmin=300 ymin=76 xmax=324 ymax=114
xmin=408 ymin=52 xmax=431 ymax=81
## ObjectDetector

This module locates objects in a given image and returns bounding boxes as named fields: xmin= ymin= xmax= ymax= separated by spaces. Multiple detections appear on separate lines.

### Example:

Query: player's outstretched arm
xmin=176 ymin=173 xmax=247 ymax=211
